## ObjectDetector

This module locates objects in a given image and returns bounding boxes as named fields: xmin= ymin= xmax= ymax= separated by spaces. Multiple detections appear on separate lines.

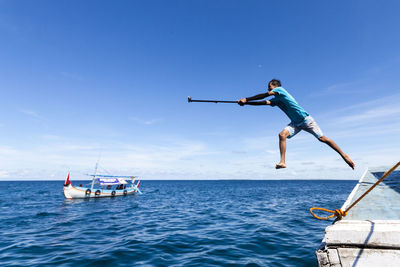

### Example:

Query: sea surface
xmin=0 ymin=180 xmax=357 ymax=266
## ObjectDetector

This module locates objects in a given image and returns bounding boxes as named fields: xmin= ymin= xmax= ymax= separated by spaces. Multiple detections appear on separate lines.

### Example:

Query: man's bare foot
xmin=275 ymin=163 xmax=287 ymax=169
xmin=343 ymin=154 xmax=355 ymax=170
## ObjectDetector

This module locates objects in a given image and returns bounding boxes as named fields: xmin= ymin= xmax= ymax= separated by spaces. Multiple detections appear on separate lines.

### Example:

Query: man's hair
xmin=269 ymin=79 xmax=281 ymax=87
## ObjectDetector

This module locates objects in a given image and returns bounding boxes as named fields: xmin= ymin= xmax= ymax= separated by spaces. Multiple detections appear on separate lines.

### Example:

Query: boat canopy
xmin=97 ymin=178 xmax=128 ymax=185
xmin=89 ymin=174 xmax=136 ymax=185
xmin=92 ymin=174 xmax=136 ymax=178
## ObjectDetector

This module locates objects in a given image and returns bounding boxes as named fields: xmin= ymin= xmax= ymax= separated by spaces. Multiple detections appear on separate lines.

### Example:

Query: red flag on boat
xmin=64 ymin=172 xmax=70 ymax=186
xmin=136 ymin=181 xmax=140 ymax=188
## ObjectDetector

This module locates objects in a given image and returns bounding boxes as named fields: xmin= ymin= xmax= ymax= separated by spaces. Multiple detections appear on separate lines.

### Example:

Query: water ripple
xmin=0 ymin=180 xmax=355 ymax=266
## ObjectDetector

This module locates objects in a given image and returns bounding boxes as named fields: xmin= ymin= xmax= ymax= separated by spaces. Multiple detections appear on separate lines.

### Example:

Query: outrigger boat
xmin=63 ymin=173 xmax=142 ymax=199
xmin=312 ymin=161 xmax=400 ymax=266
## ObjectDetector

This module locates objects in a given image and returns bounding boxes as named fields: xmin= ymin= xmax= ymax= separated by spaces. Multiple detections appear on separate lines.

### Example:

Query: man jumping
xmin=238 ymin=79 xmax=355 ymax=170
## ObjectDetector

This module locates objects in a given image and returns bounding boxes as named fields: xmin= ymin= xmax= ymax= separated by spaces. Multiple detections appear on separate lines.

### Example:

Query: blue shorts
xmin=285 ymin=116 xmax=324 ymax=139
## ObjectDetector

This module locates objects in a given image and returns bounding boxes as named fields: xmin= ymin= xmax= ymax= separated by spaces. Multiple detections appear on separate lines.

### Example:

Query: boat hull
xmin=316 ymin=165 xmax=400 ymax=266
xmin=63 ymin=183 xmax=138 ymax=199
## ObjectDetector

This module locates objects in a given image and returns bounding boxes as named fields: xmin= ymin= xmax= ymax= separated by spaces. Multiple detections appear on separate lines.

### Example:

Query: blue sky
xmin=0 ymin=0 xmax=399 ymax=180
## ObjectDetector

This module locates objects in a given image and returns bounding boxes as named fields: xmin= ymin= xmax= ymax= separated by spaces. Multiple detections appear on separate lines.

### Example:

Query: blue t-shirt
xmin=269 ymin=87 xmax=309 ymax=125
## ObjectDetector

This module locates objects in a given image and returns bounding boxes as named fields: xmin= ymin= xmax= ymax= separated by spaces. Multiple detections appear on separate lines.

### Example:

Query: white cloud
xmin=323 ymin=93 xmax=400 ymax=118
xmin=323 ymin=80 xmax=362 ymax=93
xmin=129 ymin=117 xmax=162 ymax=125
xmin=0 ymin=170 xmax=9 ymax=178
xmin=313 ymin=93 xmax=400 ymax=143
xmin=0 ymin=138 xmax=222 ymax=180
xmin=41 ymin=134 xmax=62 ymax=140
xmin=3 ymin=91 xmax=399 ymax=181
xmin=309 ymin=79 xmax=370 ymax=98
xmin=334 ymin=105 xmax=400 ymax=125
xmin=244 ymin=135 xmax=277 ymax=150
xmin=0 ymin=146 xmax=19 ymax=156
xmin=19 ymin=109 xmax=44 ymax=120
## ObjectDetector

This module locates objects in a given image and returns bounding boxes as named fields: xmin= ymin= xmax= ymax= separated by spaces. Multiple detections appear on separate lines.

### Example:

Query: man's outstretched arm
xmin=238 ymin=91 xmax=275 ymax=104
xmin=245 ymin=92 xmax=269 ymax=101
xmin=242 ymin=100 xmax=273 ymax=106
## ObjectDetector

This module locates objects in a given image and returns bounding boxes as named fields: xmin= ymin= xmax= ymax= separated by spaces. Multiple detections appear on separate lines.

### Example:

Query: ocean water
xmin=0 ymin=180 xmax=356 ymax=266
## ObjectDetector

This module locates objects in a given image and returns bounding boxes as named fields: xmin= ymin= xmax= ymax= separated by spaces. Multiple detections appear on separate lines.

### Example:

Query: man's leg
xmin=318 ymin=136 xmax=355 ymax=169
xmin=276 ymin=129 xmax=290 ymax=169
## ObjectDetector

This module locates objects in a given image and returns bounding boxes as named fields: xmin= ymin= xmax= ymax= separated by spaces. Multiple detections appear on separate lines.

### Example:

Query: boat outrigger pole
xmin=187 ymin=96 xmax=238 ymax=104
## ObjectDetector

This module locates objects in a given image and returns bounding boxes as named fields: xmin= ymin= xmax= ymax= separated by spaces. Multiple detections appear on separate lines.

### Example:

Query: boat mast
xmin=91 ymin=159 xmax=100 ymax=191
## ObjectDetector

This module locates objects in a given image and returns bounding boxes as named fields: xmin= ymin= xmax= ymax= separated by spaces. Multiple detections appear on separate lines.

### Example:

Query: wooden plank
xmin=337 ymin=248 xmax=400 ymax=267
xmin=325 ymin=220 xmax=400 ymax=248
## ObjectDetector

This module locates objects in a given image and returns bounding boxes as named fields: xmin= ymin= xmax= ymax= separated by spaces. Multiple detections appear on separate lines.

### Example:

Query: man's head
xmin=268 ymin=79 xmax=281 ymax=91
